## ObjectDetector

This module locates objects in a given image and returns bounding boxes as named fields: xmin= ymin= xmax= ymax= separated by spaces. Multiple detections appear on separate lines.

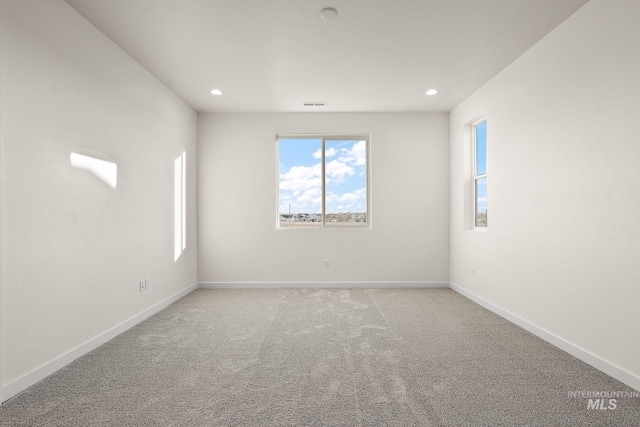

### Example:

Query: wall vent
xmin=303 ymin=102 xmax=327 ymax=107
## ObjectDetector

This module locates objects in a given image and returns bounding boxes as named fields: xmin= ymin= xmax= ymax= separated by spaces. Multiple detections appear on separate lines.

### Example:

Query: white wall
xmin=450 ymin=0 xmax=640 ymax=388
xmin=0 ymin=0 xmax=6 ymax=401
xmin=198 ymin=113 xmax=449 ymax=286
xmin=2 ymin=0 xmax=197 ymax=399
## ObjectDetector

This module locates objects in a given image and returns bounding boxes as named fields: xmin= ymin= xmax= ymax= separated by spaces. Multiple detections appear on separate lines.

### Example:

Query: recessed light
xmin=320 ymin=7 xmax=338 ymax=20
xmin=210 ymin=89 xmax=223 ymax=96
xmin=425 ymin=89 xmax=438 ymax=96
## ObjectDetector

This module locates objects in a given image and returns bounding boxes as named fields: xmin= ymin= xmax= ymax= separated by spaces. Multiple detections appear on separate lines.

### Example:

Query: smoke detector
xmin=320 ymin=7 xmax=338 ymax=20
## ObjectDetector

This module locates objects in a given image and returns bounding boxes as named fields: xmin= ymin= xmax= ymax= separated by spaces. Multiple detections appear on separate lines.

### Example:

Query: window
xmin=277 ymin=135 xmax=369 ymax=228
xmin=473 ymin=121 xmax=487 ymax=227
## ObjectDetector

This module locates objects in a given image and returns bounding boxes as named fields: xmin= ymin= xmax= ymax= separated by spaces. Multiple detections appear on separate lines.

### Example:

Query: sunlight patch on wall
xmin=174 ymin=152 xmax=186 ymax=261
xmin=70 ymin=152 xmax=117 ymax=189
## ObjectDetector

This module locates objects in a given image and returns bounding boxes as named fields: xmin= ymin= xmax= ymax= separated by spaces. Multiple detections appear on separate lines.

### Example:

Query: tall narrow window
xmin=277 ymin=135 xmax=369 ymax=228
xmin=473 ymin=121 xmax=487 ymax=227
xmin=174 ymin=152 xmax=186 ymax=261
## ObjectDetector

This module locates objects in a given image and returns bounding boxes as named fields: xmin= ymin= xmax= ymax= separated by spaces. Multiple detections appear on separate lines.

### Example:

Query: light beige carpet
xmin=1 ymin=288 xmax=638 ymax=426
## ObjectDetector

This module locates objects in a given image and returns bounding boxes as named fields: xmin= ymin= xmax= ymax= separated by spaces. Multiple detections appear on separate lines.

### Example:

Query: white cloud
xmin=296 ymin=188 xmax=322 ymax=205
xmin=338 ymin=140 xmax=366 ymax=167
xmin=326 ymin=187 xmax=366 ymax=213
xmin=325 ymin=159 xmax=355 ymax=184
xmin=312 ymin=147 xmax=338 ymax=159
xmin=280 ymin=163 xmax=323 ymax=213
xmin=326 ymin=187 xmax=366 ymax=203
xmin=279 ymin=163 xmax=321 ymax=192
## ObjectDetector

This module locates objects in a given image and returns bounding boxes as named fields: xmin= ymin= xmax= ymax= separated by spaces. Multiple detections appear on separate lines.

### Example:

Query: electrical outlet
xmin=139 ymin=280 xmax=145 ymax=292
xmin=471 ymin=267 xmax=476 ymax=277
xmin=324 ymin=259 xmax=330 ymax=268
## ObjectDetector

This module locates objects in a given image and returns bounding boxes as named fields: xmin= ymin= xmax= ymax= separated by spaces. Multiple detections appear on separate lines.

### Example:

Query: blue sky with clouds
xmin=476 ymin=121 xmax=487 ymax=217
xmin=279 ymin=138 xmax=367 ymax=215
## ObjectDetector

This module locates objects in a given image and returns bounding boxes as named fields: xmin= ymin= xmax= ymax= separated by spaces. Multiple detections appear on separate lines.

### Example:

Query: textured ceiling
xmin=64 ymin=0 xmax=590 ymax=113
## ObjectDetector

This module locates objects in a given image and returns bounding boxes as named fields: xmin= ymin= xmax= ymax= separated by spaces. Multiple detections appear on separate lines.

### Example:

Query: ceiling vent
xmin=303 ymin=102 xmax=327 ymax=107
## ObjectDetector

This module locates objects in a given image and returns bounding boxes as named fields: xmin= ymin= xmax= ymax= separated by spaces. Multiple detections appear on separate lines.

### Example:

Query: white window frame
xmin=472 ymin=119 xmax=487 ymax=229
xmin=276 ymin=134 xmax=371 ymax=229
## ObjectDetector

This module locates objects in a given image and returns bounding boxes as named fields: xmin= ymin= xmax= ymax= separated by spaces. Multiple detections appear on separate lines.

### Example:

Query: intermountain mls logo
xmin=568 ymin=390 xmax=640 ymax=410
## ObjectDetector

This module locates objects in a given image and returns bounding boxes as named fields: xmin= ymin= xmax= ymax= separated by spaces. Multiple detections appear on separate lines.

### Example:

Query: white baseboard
xmin=449 ymin=282 xmax=640 ymax=392
xmin=5 ymin=281 xmax=636 ymax=403
xmin=1 ymin=282 xmax=198 ymax=403
xmin=198 ymin=281 xmax=449 ymax=289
